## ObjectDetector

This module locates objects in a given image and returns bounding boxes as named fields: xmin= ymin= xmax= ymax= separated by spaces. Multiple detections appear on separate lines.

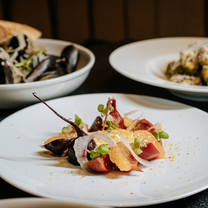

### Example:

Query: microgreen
xmin=154 ymin=131 xmax=169 ymax=141
xmin=88 ymin=144 xmax=109 ymax=159
xmin=62 ymin=114 xmax=83 ymax=134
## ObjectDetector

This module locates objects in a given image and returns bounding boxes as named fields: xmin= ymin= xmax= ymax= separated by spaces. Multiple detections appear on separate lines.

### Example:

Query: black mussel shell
xmin=26 ymin=55 xmax=57 ymax=82
xmin=59 ymin=45 xmax=79 ymax=74
xmin=38 ymin=65 xmax=65 ymax=81
xmin=89 ymin=116 xmax=103 ymax=132
xmin=44 ymin=138 xmax=73 ymax=155
xmin=0 ymin=59 xmax=13 ymax=84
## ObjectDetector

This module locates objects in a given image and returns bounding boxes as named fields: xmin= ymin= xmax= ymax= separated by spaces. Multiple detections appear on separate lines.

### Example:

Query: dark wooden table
xmin=1 ymin=41 xmax=208 ymax=208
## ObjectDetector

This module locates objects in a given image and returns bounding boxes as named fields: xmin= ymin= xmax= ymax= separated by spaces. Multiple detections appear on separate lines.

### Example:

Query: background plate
xmin=1 ymin=93 xmax=208 ymax=207
xmin=109 ymin=37 xmax=208 ymax=101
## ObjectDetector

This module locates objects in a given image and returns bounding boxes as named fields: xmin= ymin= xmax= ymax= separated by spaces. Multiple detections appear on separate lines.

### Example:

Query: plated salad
xmin=34 ymin=93 xmax=169 ymax=173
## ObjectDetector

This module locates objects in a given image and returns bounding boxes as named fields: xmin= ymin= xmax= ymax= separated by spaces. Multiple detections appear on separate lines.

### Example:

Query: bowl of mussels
xmin=0 ymin=21 xmax=95 ymax=109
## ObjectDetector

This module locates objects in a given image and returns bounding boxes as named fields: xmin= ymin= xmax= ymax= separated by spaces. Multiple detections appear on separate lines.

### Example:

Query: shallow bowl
xmin=0 ymin=38 xmax=95 ymax=109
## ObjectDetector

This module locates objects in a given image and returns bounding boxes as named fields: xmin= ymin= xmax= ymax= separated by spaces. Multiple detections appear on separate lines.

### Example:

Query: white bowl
xmin=0 ymin=38 xmax=95 ymax=109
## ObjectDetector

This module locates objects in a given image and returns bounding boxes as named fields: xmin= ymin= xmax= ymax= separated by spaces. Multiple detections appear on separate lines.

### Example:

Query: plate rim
xmin=109 ymin=37 xmax=208 ymax=94
xmin=1 ymin=92 xmax=208 ymax=207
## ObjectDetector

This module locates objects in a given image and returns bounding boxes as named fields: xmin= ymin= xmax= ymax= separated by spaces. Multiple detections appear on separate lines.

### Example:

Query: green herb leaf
xmin=154 ymin=131 xmax=169 ymax=141
xmin=74 ymin=114 xmax=83 ymax=128
xmin=98 ymin=144 xmax=109 ymax=155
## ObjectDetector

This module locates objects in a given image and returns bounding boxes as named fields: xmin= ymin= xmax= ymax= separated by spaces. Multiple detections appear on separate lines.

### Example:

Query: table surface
xmin=1 ymin=40 xmax=208 ymax=208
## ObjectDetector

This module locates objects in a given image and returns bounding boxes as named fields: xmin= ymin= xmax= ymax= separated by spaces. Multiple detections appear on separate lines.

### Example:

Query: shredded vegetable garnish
xmin=119 ymin=134 xmax=150 ymax=167
xmin=148 ymin=120 xmax=166 ymax=133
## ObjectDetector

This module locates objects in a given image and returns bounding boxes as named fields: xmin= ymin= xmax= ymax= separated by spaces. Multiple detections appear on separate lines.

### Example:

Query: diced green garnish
xmin=132 ymin=137 xmax=146 ymax=155
xmin=134 ymin=148 xmax=143 ymax=155
xmin=62 ymin=126 xmax=73 ymax=134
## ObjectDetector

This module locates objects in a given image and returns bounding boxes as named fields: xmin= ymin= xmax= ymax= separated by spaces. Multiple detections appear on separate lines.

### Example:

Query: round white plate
xmin=1 ymin=93 xmax=208 ymax=207
xmin=109 ymin=37 xmax=208 ymax=101
xmin=0 ymin=197 xmax=111 ymax=208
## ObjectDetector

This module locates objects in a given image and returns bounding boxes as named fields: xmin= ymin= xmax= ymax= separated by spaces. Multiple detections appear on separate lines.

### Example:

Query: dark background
xmin=0 ymin=0 xmax=207 ymax=47
xmin=1 ymin=1 xmax=208 ymax=207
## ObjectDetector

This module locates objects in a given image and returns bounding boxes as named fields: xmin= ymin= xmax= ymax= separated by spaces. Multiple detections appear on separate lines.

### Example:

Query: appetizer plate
xmin=1 ymin=93 xmax=208 ymax=207
xmin=109 ymin=37 xmax=208 ymax=101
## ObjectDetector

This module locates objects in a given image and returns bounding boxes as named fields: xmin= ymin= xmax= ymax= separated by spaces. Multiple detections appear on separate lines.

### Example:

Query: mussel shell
xmin=44 ymin=137 xmax=73 ymax=155
xmin=38 ymin=65 xmax=65 ymax=81
xmin=26 ymin=55 xmax=57 ymax=82
xmin=59 ymin=45 xmax=79 ymax=74
xmin=0 ymin=59 xmax=13 ymax=84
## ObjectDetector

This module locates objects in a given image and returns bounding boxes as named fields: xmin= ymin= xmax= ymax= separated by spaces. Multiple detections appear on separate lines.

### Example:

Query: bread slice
xmin=0 ymin=20 xmax=42 ymax=41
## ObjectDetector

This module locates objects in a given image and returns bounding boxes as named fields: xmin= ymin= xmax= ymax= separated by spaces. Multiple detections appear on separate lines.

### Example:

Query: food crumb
xmin=49 ymin=178 xmax=53 ymax=181
xmin=142 ymin=182 xmax=146 ymax=184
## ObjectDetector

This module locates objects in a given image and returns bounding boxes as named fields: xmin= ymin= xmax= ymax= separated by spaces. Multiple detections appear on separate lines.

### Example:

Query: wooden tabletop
xmin=1 ymin=40 xmax=208 ymax=208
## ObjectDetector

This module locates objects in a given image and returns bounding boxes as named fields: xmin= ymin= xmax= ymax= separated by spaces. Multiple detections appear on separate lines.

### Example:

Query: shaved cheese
xmin=124 ymin=109 xmax=143 ymax=118
xmin=74 ymin=132 xmax=117 ymax=170
xmin=119 ymin=134 xmax=150 ymax=167
xmin=148 ymin=120 xmax=166 ymax=133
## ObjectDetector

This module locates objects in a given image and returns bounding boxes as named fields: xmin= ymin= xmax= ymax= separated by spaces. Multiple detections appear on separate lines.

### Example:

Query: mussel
xmin=26 ymin=45 xmax=79 ymax=82
xmin=59 ymin=45 xmax=79 ymax=74
xmin=26 ymin=55 xmax=57 ymax=82
xmin=0 ymin=37 xmax=80 ymax=84
xmin=0 ymin=59 xmax=13 ymax=84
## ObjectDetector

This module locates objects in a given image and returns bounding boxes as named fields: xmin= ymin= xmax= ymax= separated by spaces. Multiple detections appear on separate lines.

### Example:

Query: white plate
xmin=0 ymin=197 xmax=111 ymax=208
xmin=1 ymin=93 xmax=208 ymax=207
xmin=109 ymin=37 xmax=208 ymax=101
